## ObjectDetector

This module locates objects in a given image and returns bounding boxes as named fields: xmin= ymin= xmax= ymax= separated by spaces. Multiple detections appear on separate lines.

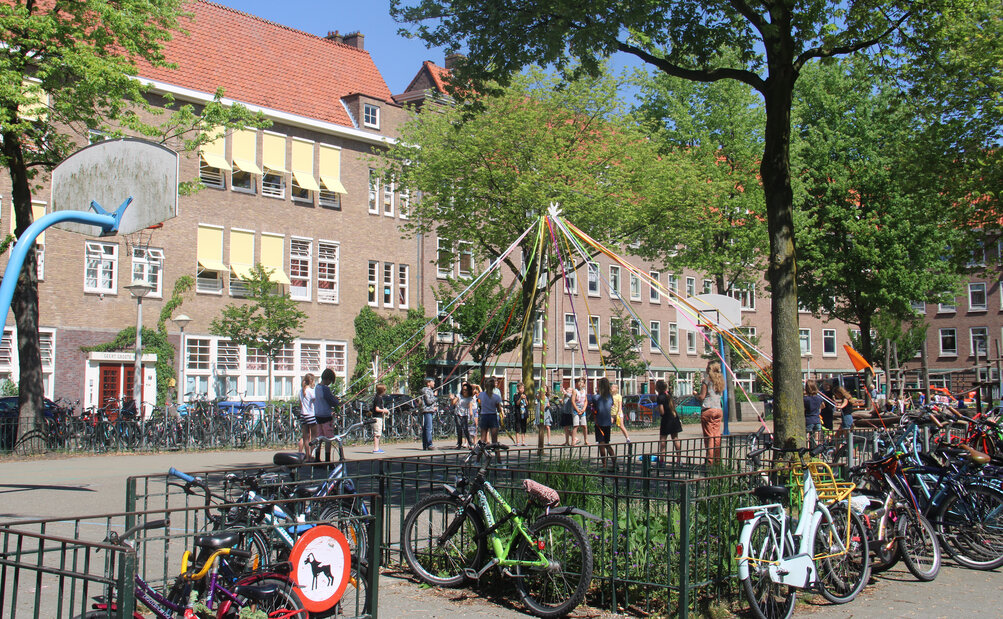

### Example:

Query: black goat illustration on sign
xmin=304 ymin=552 xmax=334 ymax=589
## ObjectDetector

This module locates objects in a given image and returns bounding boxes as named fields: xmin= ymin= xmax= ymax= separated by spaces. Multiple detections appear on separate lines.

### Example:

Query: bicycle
xmin=72 ymin=518 xmax=305 ymax=618
xmin=401 ymin=441 xmax=598 ymax=618
xmin=736 ymin=439 xmax=870 ymax=619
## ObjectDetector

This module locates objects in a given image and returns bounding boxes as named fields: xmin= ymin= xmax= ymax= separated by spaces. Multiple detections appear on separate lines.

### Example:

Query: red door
xmin=99 ymin=364 xmax=144 ymax=420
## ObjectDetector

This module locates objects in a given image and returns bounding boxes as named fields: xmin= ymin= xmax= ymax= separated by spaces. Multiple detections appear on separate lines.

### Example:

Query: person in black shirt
xmin=313 ymin=368 xmax=340 ymax=461
xmin=656 ymin=379 xmax=682 ymax=465
xmin=803 ymin=379 xmax=824 ymax=443
xmin=370 ymin=383 xmax=388 ymax=454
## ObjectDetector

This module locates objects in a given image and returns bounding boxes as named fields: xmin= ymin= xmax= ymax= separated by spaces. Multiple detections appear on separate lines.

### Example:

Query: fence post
xmin=678 ymin=482 xmax=691 ymax=619
xmin=367 ymin=489 xmax=382 ymax=618
xmin=119 ymin=547 xmax=137 ymax=617
xmin=124 ymin=477 xmax=137 ymax=525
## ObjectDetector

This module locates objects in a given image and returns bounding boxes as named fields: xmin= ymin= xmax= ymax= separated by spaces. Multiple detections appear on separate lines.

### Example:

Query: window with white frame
xmin=317 ymin=241 xmax=339 ymax=303
xmin=368 ymin=169 xmax=379 ymax=213
xmin=650 ymin=321 xmax=661 ymax=351
xmin=731 ymin=283 xmax=756 ymax=310
xmin=383 ymin=178 xmax=394 ymax=216
xmin=822 ymin=329 xmax=837 ymax=356
xmin=968 ymin=241 xmax=986 ymax=268
xmin=649 ymin=271 xmax=659 ymax=302
xmin=910 ymin=300 xmax=926 ymax=314
xmin=436 ymin=238 xmax=453 ymax=278
xmin=363 ymin=103 xmax=380 ymax=129
xmin=939 ymin=296 xmax=956 ymax=313
xmin=0 ymin=329 xmax=12 ymax=380
xmin=216 ymin=339 xmax=239 ymax=372
xmin=686 ymin=331 xmax=697 ymax=354
xmin=630 ymin=320 xmax=642 ymax=351
xmin=397 ymin=264 xmax=409 ymax=308
xmin=187 ymin=338 xmax=211 ymax=372
xmin=246 ymin=346 xmax=268 ymax=372
xmin=969 ymin=282 xmax=988 ymax=311
xmin=367 ymin=261 xmax=378 ymax=306
xmin=703 ymin=279 xmax=713 ymax=294
xmin=318 ymin=186 xmax=340 ymax=209
xmin=668 ymin=274 xmax=678 ymax=295
xmin=609 ymin=265 xmax=621 ymax=297
xmin=677 ymin=372 xmax=694 ymax=396
xmin=532 ymin=314 xmax=543 ymax=347
xmin=799 ymin=328 xmax=811 ymax=356
xmin=300 ymin=342 xmax=321 ymax=374
xmin=84 ymin=241 xmax=118 ymax=294
xmin=564 ymin=313 xmax=577 ymax=345
xmin=588 ymin=315 xmax=599 ymax=350
xmin=457 ymin=241 xmax=473 ymax=278
xmin=399 ymin=190 xmax=410 ymax=219
xmin=131 ymin=247 xmax=163 ymax=297
xmin=587 ymin=262 xmax=599 ymax=296
xmin=262 ymin=170 xmax=285 ymax=199
xmin=629 ymin=272 xmax=641 ymax=300
xmin=565 ymin=266 xmax=578 ymax=295
xmin=382 ymin=262 xmax=394 ymax=307
xmin=970 ymin=327 xmax=988 ymax=357
xmin=685 ymin=276 xmax=695 ymax=297
xmin=289 ymin=238 xmax=311 ymax=300
xmin=437 ymin=301 xmax=454 ymax=342
xmin=325 ymin=343 xmax=347 ymax=377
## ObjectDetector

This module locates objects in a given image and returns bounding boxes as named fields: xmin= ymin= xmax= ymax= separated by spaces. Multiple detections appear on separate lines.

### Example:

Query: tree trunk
xmin=2 ymin=131 xmax=44 ymax=436
xmin=760 ymin=67 xmax=803 ymax=449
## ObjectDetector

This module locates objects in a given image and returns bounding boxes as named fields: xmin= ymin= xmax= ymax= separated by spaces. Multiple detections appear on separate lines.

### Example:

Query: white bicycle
xmin=736 ymin=441 xmax=871 ymax=619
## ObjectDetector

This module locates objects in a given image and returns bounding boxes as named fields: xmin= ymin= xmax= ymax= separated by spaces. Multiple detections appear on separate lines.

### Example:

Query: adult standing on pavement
xmin=656 ymin=379 xmax=682 ymax=464
xmin=594 ymin=377 xmax=615 ymax=468
xmin=313 ymin=369 xmax=340 ymax=461
xmin=477 ymin=377 xmax=503 ymax=447
xmin=803 ymin=378 xmax=824 ymax=443
xmin=454 ymin=383 xmax=475 ymax=449
xmin=561 ymin=385 xmax=576 ymax=445
xmin=298 ymin=373 xmax=317 ymax=455
xmin=512 ymin=382 xmax=529 ymax=446
xmin=698 ymin=361 xmax=725 ymax=466
xmin=370 ymin=383 xmax=388 ymax=454
xmin=420 ymin=377 xmax=437 ymax=450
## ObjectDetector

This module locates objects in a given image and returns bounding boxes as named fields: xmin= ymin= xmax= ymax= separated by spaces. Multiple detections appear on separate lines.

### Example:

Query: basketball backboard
xmin=50 ymin=138 xmax=178 ymax=236
xmin=676 ymin=293 xmax=742 ymax=332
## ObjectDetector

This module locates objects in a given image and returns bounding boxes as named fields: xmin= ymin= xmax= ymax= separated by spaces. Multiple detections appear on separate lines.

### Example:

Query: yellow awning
xmin=198 ymin=258 xmax=228 ymax=272
xmin=319 ymin=175 xmax=348 ymax=194
xmin=262 ymin=133 xmax=288 ymax=174
xmin=232 ymin=157 xmax=262 ymax=175
xmin=32 ymin=203 xmax=45 ymax=244
xmin=200 ymin=152 xmax=232 ymax=171
xmin=293 ymin=170 xmax=321 ymax=192
xmin=318 ymin=145 xmax=347 ymax=194
xmin=260 ymin=233 xmax=289 ymax=285
xmin=231 ymin=129 xmax=259 ymax=173
xmin=197 ymin=225 xmax=224 ymax=271
xmin=230 ymin=263 xmax=254 ymax=280
xmin=264 ymin=266 xmax=291 ymax=285
xmin=20 ymin=79 xmax=48 ymax=122
xmin=202 ymin=126 xmax=227 ymax=155
xmin=229 ymin=229 xmax=254 ymax=266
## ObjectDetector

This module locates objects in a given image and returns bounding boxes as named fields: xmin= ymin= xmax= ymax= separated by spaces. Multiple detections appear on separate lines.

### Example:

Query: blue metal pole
xmin=0 ymin=202 xmax=128 ymax=328
xmin=720 ymin=333 xmax=729 ymax=436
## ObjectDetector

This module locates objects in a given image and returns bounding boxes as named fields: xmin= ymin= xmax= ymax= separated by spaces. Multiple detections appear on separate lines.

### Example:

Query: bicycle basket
xmin=523 ymin=479 xmax=560 ymax=508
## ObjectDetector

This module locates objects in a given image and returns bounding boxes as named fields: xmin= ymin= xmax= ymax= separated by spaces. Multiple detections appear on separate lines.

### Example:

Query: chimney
xmin=444 ymin=53 xmax=465 ymax=71
xmin=324 ymin=30 xmax=343 ymax=44
xmin=343 ymin=31 xmax=364 ymax=50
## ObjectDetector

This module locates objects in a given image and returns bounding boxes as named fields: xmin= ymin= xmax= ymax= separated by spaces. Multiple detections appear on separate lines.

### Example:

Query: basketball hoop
xmin=123 ymin=228 xmax=155 ymax=257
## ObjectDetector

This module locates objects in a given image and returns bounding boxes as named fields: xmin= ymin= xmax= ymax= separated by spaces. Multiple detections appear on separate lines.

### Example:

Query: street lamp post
xmin=126 ymin=281 xmax=153 ymax=448
xmin=172 ymin=314 xmax=191 ymax=406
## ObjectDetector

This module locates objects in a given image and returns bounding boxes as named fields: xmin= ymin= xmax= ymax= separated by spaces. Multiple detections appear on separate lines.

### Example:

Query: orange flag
xmin=843 ymin=344 xmax=873 ymax=373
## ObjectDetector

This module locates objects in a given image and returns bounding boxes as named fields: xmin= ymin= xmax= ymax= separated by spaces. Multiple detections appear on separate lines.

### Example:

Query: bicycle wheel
xmin=936 ymin=485 xmax=1003 ymax=570
xmin=215 ymin=575 xmax=303 ymax=618
xmin=741 ymin=516 xmax=796 ymax=619
xmin=318 ymin=502 xmax=369 ymax=560
xmin=12 ymin=430 xmax=48 ymax=457
xmin=814 ymin=507 xmax=870 ymax=604
xmin=897 ymin=509 xmax=941 ymax=581
xmin=513 ymin=514 xmax=593 ymax=618
xmin=402 ymin=493 xmax=486 ymax=587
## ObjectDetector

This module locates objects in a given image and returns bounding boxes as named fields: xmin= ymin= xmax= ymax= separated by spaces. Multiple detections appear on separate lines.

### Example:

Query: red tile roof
xmin=425 ymin=61 xmax=450 ymax=93
xmin=137 ymin=1 xmax=392 ymax=128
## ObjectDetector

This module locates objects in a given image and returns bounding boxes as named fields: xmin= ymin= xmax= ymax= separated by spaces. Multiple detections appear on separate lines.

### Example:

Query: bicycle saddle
xmin=294 ymin=484 xmax=321 ymax=498
xmin=959 ymin=443 xmax=992 ymax=466
xmin=274 ymin=452 xmax=306 ymax=466
xmin=193 ymin=530 xmax=241 ymax=550
xmin=752 ymin=485 xmax=790 ymax=505
xmin=233 ymin=583 xmax=279 ymax=600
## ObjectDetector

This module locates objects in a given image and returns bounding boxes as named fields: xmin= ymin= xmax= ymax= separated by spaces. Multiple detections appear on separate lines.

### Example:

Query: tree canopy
xmin=391 ymin=0 xmax=979 ymax=447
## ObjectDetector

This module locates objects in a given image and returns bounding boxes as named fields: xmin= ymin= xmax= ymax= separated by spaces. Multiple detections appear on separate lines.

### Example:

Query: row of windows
xmin=367 ymin=261 xmax=410 ymax=309
xmin=913 ymin=282 xmax=1003 ymax=315
xmin=938 ymin=327 xmax=997 ymax=358
xmin=0 ymin=328 xmax=56 ymax=397
xmin=184 ymin=336 xmax=348 ymax=399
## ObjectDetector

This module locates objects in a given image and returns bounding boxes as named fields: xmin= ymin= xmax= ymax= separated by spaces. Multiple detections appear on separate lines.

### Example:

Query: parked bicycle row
xmin=738 ymin=404 xmax=1003 ymax=619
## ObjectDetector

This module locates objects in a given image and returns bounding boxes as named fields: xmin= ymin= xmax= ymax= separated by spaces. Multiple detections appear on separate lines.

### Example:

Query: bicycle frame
xmin=472 ymin=478 xmax=550 ymax=570
xmin=736 ymin=465 xmax=845 ymax=589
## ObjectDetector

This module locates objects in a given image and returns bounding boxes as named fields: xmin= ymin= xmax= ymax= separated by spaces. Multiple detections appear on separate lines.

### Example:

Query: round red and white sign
xmin=288 ymin=525 xmax=351 ymax=612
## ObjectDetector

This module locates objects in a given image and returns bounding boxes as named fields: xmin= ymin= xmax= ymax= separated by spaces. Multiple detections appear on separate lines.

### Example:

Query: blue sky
xmin=220 ymin=1 xmax=451 ymax=94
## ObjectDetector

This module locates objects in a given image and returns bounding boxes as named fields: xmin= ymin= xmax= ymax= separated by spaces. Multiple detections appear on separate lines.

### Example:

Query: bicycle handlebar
xmin=108 ymin=518 xmax=170 ymax=546
xmin=308 ymin=419 xmax=376 ymax=447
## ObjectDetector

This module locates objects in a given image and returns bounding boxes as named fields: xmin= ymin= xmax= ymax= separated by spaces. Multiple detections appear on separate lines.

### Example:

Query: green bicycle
xmin=402 ymin=442 xmax=597 ymax=618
